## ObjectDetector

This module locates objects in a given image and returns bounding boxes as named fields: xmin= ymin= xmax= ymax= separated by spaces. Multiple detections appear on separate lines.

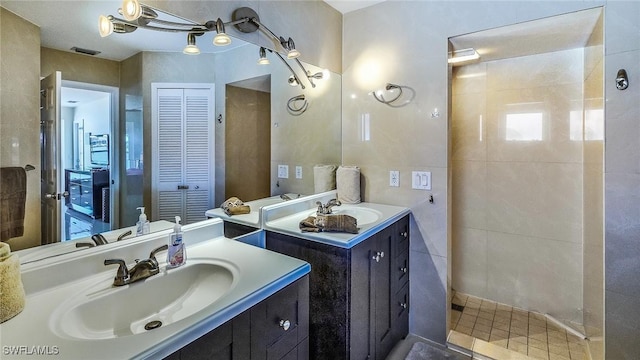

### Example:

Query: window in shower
xmin=505 ymin=112 xmax=543 ymax=141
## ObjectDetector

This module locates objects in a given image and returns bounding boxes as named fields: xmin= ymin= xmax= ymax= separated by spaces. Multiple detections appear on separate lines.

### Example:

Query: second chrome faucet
xmin=104 ymin=244 xmax=168 ymax=286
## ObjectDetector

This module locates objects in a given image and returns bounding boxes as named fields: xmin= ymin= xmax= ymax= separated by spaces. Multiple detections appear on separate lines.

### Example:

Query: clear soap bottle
xmin=167 ymin=216 xmax=186 ymax=268
xmin=136 ymin=207 xmax=150 ymax=236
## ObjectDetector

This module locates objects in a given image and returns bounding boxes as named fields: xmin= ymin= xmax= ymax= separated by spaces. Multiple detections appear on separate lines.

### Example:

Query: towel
xmin=336 ymin=166 xmax=361 ymax=204
xmin=299 ymin=215 xmax=359 ymax=234
xmin=221 ymin=197 xmax=251 ymax=216
xmin=0 ymin=243 xmax=26 ymax=323
xmin=0 ymin=167 xmax=27 ymax=241
xmin=313 ymin=165 xmax=337 ymax=193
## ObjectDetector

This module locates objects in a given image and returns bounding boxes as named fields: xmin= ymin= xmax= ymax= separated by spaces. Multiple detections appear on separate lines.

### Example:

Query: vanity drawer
xmin=393 ymin=250 xmax=409 ymax=291
xmin=251 ymin=276 xmax=309 ymax=360
xmin=393 ymin=282 xmax=409 ymax=340
xmin=394 ymin=216 xmax=409 ymax=256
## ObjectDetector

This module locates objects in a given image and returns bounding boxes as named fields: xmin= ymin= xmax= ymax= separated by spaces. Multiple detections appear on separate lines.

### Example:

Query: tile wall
xmin=451 ymin=49 xmax=585 ymax=322
xmin=0 ymin=8 xmax=41 ymax=250
xmin=344 ymin=1 xmax=640 ymax=356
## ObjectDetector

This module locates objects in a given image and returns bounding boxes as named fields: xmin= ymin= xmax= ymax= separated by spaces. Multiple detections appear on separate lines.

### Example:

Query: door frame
xmin=61 ymin=80 xmax=120 ymax=230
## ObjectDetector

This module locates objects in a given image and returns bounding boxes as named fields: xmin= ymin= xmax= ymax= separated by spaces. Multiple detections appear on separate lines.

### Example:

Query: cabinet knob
xmin=399 ymin=302 xmax=408 ymax=309
xmin=279 ymin=319 xmax=291 ymax=331
xmin=399 ymin=267 xmax=408 ymax=273
xmin=372 ymin=251 xmax=385 ymax=262
xmin=400 ymin=231 xmax=408 ymax=238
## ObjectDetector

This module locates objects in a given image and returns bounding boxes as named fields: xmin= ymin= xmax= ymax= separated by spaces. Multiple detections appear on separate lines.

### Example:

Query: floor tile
xmin=528 ymin=346 xmax=550 ymax=360
xmin=528 ymin=338 xmax=548 ymax=351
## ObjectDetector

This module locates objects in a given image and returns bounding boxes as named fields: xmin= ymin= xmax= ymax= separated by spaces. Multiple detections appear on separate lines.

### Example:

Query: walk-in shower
xmin=448 ymin=7 xmax=604 ymax=359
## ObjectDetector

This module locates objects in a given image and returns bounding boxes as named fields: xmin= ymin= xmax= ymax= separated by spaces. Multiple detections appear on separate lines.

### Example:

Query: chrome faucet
xmin=116 ymin=230 xmax=133 ymax=241
xmin=76 ymin=233 xmax=108 ymax=248
xmin=316 ymin=199 xmax=342 ymax=215
xmin=104 ymin=244 xmax=168 ymax=286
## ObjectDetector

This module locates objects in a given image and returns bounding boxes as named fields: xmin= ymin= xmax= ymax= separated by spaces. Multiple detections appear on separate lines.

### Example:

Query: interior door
xmin=153 ymin=86 xmax=213 ymax=224
xmin=40 ymin=71 xmax=65 ymax=244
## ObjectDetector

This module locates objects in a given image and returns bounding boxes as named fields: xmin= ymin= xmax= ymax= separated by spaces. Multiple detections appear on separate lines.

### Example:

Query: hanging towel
xmin=0 ymin=242 xmax=26 ymax=323
xmin=336 ymin=166 xmax=361 ymax=204
xmin=313 ymin=165 xmax=337 ymax=193
xmin=221 ymin=197 xmax=251 ymax=216
xmin=0 ymin=167 xmax=27 ymax=241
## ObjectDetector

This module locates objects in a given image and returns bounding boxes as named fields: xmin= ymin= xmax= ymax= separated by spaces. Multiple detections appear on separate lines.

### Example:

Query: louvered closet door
xmin=155 ymin=87 xmax=212 ymax=224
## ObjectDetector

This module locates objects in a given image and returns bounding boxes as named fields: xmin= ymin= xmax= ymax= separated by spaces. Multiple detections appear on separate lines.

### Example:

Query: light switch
xmin=412 ymin=171 xmax=431 ymax=190
xmin=295 ymin=166 xmax=303 ymax=179
xmin=278 ymin=165 xmax=289 ymax=179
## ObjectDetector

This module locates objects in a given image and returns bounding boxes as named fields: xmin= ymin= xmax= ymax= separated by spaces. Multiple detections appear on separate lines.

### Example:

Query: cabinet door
xmin=371 ymin=226 xmax=394 ymax=360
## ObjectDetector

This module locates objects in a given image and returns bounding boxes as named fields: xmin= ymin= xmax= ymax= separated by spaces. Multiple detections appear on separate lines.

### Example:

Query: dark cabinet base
xmin=266 ymin=215 xmax=410 ymax=360
xmin=166 ymin=275 xmax=309 ymax=360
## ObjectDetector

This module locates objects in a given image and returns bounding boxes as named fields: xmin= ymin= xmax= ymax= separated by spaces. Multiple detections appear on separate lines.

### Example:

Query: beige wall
xmin=451 ymin=48 xmax=586 ymax=322
xmin=41 ymin=47 xmax=120 ymax=86
xmin=225 ymin=85 xmax=271 ymax=201
xmin=343 ymin=3 xmax=639 ymax=356
xmin=0 ymin=8 xmax=41 ymax=250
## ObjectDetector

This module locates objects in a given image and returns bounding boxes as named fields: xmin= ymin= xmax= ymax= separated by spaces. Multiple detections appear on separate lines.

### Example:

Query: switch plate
xmin=389 ymin=171 xmax=400 ymax=187
xmin=278 ymin=165 xmax=289 ymax=179
xmin=412 ymin=171 xmax=431 ymax=190
xmin=295 ymin=166 xmax=303 ymax=179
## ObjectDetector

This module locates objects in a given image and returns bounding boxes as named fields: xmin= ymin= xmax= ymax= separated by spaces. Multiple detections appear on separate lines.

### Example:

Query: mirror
xmin=6 ymin=5 xmax=342 ymax=263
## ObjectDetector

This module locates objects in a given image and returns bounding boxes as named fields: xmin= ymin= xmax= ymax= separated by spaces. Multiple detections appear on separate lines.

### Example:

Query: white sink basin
xmin=51 ymin=261 xmax=236 ymax=340
xmin=309 ymin=206 xmax=383 ymax=226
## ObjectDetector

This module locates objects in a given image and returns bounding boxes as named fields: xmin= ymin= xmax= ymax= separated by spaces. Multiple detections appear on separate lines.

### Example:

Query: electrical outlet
xmin=412 ymin=171 xmax=431 ymax=190
xmin=295 ymin=166 xmax=302 ymax=179
xmin=389 ymin=171 xmax=400 ymax=187
xmin=278 ymin=165 xmax=289 ymax=179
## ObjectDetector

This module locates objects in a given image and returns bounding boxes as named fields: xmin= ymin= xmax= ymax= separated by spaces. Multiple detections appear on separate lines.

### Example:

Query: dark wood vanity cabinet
xmin=265 ymin=215 xmax=410 ymax=360
xmin=165 ymin=275 xmax=309 ymax=360
xmin=65 ymin=168 xmax=109 ymax=219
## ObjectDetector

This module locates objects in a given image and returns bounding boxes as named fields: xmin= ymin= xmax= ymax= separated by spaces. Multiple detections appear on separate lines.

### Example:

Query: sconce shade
xmin=258 ymin=47 xmax=270 ymax=65
xmin=122 ymin=0 xmax=142 ymax=21
xmin=183 ymin=33 xmax=200 ymax=55
xmin=98 ymin=15 xmax=113 ymax=37
xmin=213 ymin=18 xmax=231 ymax=46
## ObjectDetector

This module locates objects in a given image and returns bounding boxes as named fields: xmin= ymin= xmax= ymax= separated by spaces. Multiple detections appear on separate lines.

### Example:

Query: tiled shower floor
xmin=450 ymin=291 xmax=587 ymax=360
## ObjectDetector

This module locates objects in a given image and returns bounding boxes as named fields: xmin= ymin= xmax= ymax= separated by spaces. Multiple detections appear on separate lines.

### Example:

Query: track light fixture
xmin=100 ymin=2 xmax=302 ymax=60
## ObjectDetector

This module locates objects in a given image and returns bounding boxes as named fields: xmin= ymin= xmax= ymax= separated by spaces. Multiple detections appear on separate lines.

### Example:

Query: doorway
xmin=225 ymin=75 xmax=272 ymax=202
xmin=59 ymin=81 xmax=118 ymax=241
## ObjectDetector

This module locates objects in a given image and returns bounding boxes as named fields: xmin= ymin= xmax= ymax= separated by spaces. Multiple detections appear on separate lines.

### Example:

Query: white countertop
xmin=204 ymin=195 xmax=292 ymax=228
xmin=263 ymin=202 xmax=410 ymax=249
xmin=1 ymin=219 xmax=310 ymax=359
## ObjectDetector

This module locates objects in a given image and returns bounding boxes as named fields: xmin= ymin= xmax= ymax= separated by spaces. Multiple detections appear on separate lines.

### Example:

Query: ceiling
xmin=449 ymin=7 xmax=602 ymax=64
xmin=1 ymin=0 xmax=385 ymax=63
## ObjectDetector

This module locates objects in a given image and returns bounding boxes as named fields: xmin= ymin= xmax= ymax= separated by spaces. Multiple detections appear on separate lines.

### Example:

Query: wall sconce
xmin=616 ymin=69 xmax=629 ymax=90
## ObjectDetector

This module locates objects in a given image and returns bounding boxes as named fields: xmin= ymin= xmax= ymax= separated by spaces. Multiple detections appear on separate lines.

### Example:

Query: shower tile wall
xmin=0 ymin=8 xmax=41 ymax=250
xmin=452 ymin=49 xmax=585 ymax=322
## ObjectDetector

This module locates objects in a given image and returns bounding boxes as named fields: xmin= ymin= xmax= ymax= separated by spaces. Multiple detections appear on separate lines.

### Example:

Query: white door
xmin=40 ymin=71 xmax=66 ymax=244
xmin=152 ymin=85 xmax=214 ymax=224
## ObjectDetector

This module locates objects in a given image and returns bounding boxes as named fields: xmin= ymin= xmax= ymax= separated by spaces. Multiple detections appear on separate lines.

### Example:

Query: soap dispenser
xmin=167 ymin=216 xmax=186 ymax=268
xmin=136 ymin=207 xmax=150 ymax=236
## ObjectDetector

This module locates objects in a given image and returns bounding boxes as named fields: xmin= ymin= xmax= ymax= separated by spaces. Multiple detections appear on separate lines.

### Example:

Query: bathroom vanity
xmin=1 ymin=219 xmax=311 ymax=360
xmin=263 ymin=202 xmax=410 ymax=360
xmin=165 ymin=275 xmax=309 ymax=360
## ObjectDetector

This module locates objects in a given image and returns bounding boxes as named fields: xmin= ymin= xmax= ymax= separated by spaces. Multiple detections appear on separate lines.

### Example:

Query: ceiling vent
xmin=70 ymin=47 xmax=101 ymax=56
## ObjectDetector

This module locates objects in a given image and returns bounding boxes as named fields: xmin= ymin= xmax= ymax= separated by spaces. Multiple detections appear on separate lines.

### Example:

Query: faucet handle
xmin=316 ymin=201 xmax=324 ymax=214
xmin=149 ymin=244 xmax=168 ymax=266
xmin=104 ymin=259 xmax=130 ymax=283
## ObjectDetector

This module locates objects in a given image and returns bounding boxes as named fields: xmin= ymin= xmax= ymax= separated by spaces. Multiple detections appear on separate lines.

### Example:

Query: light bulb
xmin=98 ymin=15 xmax=114 ymax=37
